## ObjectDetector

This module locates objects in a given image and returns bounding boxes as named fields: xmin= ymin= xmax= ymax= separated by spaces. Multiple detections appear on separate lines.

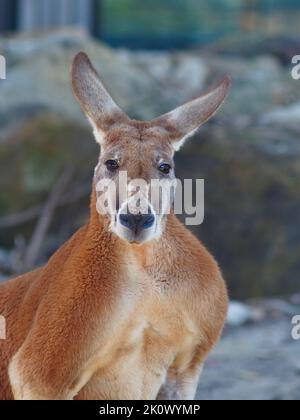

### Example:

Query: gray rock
xmin=0 ymin=248 xmax=10 ymax=272
xmin=263 ymin=299 xmax=300 ymax=317
xmin=227 ymin=301 xmax=264 ymax=327
xmin=261 ymin=102 xmax=300 ymax=129
xmin=227 ymin=301 xmax=254 ymax=327
xmin=197 ymin=319 xmax=300 ymax=400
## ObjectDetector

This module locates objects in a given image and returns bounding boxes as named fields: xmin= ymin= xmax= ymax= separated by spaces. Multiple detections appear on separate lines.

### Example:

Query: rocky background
xmin=200 ymin=297 xmax=300 ymax=400
xmin=0 ymin=28 xmax=299 ymax=400
xmin=1 ymin=29 xmax=300 ymax=299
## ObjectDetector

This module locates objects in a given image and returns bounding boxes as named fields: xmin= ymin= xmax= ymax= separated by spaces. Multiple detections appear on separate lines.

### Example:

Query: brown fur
xmin=0 ymin=53 xmax=230 ymax=400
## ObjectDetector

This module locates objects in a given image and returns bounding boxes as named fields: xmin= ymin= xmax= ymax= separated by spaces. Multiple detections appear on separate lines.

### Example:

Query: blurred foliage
xmin=0 ymin=114 xmax=96 ymax=247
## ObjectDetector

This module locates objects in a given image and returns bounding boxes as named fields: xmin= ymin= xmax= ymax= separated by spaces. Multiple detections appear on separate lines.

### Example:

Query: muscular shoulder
xmin=164 ymin=214 xmax=224 ymax=285
xmin=164 ymin=215 xmax=228 ymax=342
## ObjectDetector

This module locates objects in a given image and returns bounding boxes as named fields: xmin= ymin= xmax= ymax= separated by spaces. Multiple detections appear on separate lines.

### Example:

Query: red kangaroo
xmin=0 ymin=52 xmax=230 ymax=400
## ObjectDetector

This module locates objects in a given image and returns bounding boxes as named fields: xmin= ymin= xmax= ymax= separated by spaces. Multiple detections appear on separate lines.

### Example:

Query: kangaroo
xmin=0 ymin=52 xmax=230 ymax=400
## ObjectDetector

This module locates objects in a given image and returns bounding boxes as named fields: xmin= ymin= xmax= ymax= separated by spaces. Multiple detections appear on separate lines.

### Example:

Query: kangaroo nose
xmin=119 ymin=212 xmax=155 ymax=233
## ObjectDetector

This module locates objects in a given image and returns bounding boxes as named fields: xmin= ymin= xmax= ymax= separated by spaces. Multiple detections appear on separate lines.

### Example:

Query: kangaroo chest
xmin=77 ymin=276 xmax=195 ymax=400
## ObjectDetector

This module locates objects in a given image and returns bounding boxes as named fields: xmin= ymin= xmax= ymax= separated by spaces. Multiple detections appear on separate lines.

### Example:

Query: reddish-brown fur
xmin=0 ymin=53 xmax=230 ymax=400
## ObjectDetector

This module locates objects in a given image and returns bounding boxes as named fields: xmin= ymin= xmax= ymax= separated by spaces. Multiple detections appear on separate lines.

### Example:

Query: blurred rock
xmin=261 ymin=102 xmax=300 ymax=130
xmin=2 ymin=29 xmax=297 ymax=139
xmin=290 ymin=294 xmax=300 ymax=305
xmin=227 ymin=301 xmax=253 ymax=327
xmin=2 ymin=30 xmax=211 ymax=148
xmin=0 ymin=248 xmax=10 ymax=272
xmin=263 ymin=299 xmax=299 ymax=317
xmin=199 ymin=318 xmax=300 ymax=400
xmin=227 ymin=301 xmax=263 ymax=327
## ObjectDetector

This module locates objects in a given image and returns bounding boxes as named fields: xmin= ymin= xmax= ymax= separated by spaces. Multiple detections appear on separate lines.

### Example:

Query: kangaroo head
xmin=72 ymin=52 xmax=230 ymax=244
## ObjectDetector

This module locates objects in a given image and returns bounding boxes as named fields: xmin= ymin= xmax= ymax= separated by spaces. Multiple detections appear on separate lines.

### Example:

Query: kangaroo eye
xmin=105 ymin=160 xmax=119 ymax=171
xmin=159 ymin=163 xmax=171 ymax=175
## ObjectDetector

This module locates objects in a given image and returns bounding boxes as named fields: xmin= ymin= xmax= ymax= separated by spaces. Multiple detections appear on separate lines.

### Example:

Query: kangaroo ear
xmin=152 ymin=77 xmax=231 ymax=151
xmin=72 ymin=52 xmax=129 ymax=143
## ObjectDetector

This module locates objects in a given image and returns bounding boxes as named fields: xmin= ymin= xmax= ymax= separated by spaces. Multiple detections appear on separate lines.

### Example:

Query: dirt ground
xmin=197 ymin=319 xmax=300 ymax=400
